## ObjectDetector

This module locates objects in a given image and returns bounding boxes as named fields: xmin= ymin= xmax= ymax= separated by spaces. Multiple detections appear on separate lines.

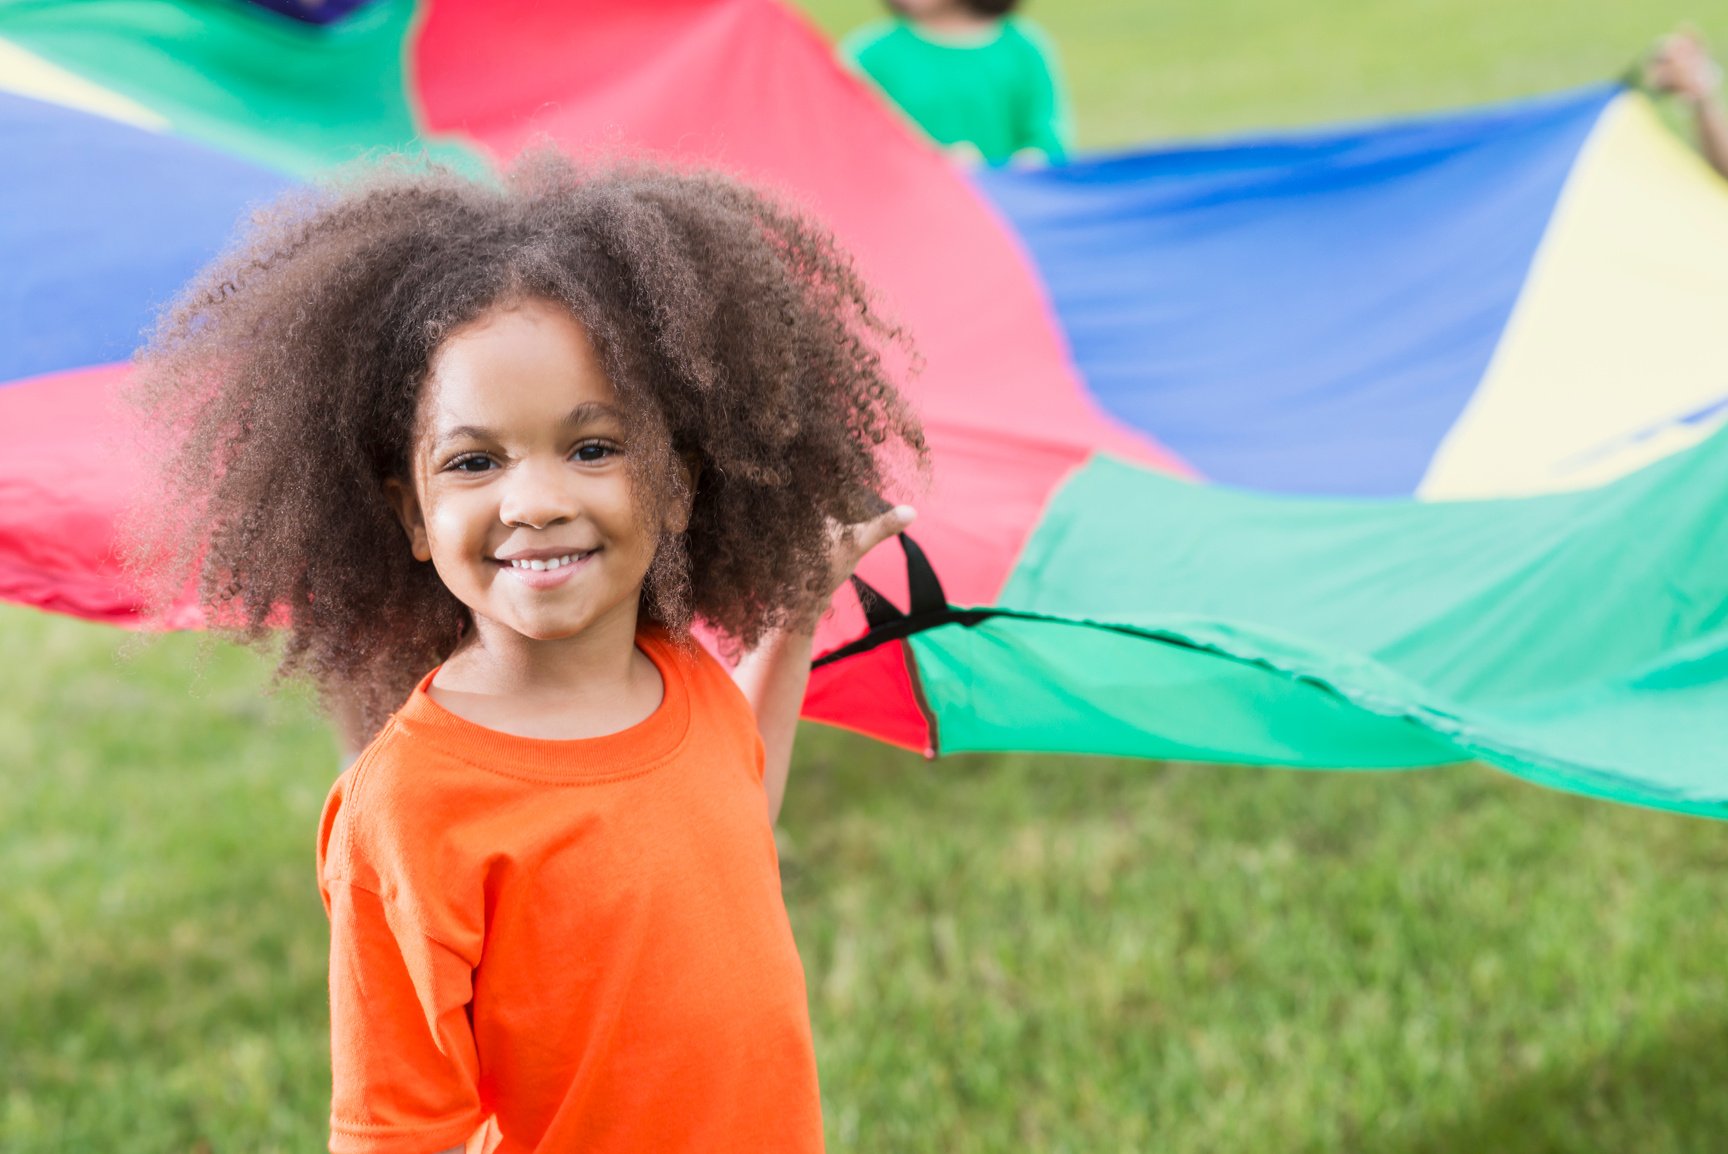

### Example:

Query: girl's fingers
xmin=822 ymin=505 xmax=916 ymax=597
xmin=853 ymin=505 xmax=916 ymax=557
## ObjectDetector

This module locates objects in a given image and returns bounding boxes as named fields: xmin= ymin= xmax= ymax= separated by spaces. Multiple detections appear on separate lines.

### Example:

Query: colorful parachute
xmin=3 ymin=0 xmax=1727 ymax=815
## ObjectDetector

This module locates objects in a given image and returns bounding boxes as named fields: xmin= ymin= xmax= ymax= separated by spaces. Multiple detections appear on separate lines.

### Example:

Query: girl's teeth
xmin=510 ymin=554 xmax=581 ymax=571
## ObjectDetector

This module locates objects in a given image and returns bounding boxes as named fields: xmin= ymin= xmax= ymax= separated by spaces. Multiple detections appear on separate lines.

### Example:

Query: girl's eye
xmin=572 ymin=442 xmax=618 ymax=463
xmin=447 ymin=454 xmax=495 ymax=474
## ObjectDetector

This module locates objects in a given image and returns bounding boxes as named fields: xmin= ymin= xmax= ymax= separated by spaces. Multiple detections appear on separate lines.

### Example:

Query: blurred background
xmin=5 ymin=1 xmax=1728 ymax=1152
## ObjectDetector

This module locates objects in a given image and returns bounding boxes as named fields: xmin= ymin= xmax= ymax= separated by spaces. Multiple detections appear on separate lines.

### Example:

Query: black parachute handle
xmin=811 ymin=532 xmax=991 ymax=669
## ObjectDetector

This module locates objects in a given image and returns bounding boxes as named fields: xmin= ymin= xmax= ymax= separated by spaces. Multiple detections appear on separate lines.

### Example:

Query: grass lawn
xmin=7 ymin=2 xmax=1728 ymax=1151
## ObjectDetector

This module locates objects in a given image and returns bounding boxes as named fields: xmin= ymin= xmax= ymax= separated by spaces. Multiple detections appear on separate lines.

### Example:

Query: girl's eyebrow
xmin=563 ymin=401 xmax=624 ymax=428
xmin=433 ymin=423 xmax=498 ymax=449
xmin=433 ymin=402 xmax=623 ymax=448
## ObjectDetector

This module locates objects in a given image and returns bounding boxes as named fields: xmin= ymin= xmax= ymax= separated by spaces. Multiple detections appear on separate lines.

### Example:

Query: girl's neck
xmin=910 ymin=7 xmax=1001 ymax=39
xmin=429 ymin=604 xmax=664 ymax=740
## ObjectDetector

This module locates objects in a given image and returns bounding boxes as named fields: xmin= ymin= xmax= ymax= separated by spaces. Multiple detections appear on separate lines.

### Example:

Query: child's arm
xmin=1697 ymin=97 xmax=1728 ymax=179
xmin=331 ymin=688 xmax=368 ymax=767
xmin=1019 ymin=23 xmax=1074 ymax=164
xmin=732 ymin=505 xmax=915 ymax=823
xmin=1650 ymin=29 xmax=1728 ymax=179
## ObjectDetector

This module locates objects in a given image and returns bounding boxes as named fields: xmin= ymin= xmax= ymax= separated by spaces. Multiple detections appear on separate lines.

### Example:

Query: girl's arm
xmin=1695 ymin=94 xmax=1728 ymax=180
xmin=732 ymin=506 xmax=915 ymax=823
xmin=1019 ymin=22 xmax=1073 ymax=164
xmin=331 ymin=688 xmax=368 ymax=767
xmin=1650 ymin=29 xmax=1728 ymax=179
xmin=731 ymin=624 xmax=818 ymax=825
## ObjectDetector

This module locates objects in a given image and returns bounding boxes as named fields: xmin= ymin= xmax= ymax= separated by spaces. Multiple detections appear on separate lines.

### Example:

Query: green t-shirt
xmin=840 ymin=17 xmax=1073 ymax=165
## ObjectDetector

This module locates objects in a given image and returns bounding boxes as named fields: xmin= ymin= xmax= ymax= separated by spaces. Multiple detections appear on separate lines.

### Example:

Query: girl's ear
xmin=664 ymin=453 xmax=701 ymax=536
xmin=383 ymin=477 xmax=433 ymax=562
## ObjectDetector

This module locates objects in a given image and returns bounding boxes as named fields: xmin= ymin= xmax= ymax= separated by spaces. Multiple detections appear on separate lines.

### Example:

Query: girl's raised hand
xmin=819 ymin=505 xmax=917 ymax=603
xmin=1649 ymin=28 xmax=1723 ymax=104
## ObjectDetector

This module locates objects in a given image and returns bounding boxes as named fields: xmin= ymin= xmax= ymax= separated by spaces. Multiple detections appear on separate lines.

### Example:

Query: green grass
xmin=799 ymin=0 xmax=1723 ymax=147
xmin=8 ymin=3 xmax=1728 ymax=1151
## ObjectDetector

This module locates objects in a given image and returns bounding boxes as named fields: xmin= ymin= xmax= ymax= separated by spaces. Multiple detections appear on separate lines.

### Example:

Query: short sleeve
xmin=837 ymin=21 xmax=889 ymax=72
xmin=326 ymin=879 xmax=485 ymax=1154
xmin=1016 ymin=22 xmax=1073 ymax=163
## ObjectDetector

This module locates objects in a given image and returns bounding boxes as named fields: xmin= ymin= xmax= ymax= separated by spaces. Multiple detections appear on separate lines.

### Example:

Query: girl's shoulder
xmin=1000 ymin=17 xmax=1060 ymax=58
xmin=839 ymin=19 xmax=900 ymax=62
xmin=317 ymin=721 xmax=489 ymax=962
xmin=317 ymin=714 xmax=480 ymax=888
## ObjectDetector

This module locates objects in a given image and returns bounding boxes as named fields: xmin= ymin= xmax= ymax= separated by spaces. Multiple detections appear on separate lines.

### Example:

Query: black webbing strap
xmin=811 ymin=532 xmax=1239 ymax=677
xmin=812 ymin=533 xmax=992 ymax=669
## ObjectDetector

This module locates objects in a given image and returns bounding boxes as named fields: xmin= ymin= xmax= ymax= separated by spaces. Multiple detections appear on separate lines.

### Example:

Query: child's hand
xmin=1649 ymin=29 xmax=1723 ymax=104
xmin=945 ymin=141 xmax=986 ymax=169
xmin=818 ymin=504 xmax=917 ymax=605
xmin=742 ymin=503 xmax=916 ymax=823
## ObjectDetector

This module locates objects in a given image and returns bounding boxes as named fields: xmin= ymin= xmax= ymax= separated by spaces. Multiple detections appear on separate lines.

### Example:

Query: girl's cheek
xmin=423 ymin=504 xmax=491 ymax=561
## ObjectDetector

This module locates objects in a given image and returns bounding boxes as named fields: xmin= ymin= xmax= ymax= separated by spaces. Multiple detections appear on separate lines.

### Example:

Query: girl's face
xmin=388 ymin=298 xmax=687 ymax=647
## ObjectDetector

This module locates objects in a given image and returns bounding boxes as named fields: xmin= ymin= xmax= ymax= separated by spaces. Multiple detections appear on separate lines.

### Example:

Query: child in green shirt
xmin=841 ymin=0 xmax=1073 ymax=166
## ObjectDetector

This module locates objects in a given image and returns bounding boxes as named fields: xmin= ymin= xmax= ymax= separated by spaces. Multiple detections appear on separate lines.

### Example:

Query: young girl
xmin=130 ymin=153 xmax=925 ymax=1153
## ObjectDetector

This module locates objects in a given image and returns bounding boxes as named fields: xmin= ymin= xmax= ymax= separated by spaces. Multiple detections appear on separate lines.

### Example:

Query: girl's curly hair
xmin=128 ymin=151 xmax=925 ymax=729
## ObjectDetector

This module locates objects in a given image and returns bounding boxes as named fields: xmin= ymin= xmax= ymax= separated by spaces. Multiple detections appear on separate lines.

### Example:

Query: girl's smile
xmin=495 ymin=546 xmax=600 ymax=589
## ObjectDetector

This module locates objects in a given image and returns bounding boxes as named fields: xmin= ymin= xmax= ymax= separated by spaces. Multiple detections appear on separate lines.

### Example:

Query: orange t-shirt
xmin=317 ymin=632 xmax=824 ymax=1154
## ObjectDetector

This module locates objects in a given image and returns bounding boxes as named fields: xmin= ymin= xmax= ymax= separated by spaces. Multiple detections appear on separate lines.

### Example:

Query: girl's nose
xmin=499 ymin=458 xmax=578 ymax=530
